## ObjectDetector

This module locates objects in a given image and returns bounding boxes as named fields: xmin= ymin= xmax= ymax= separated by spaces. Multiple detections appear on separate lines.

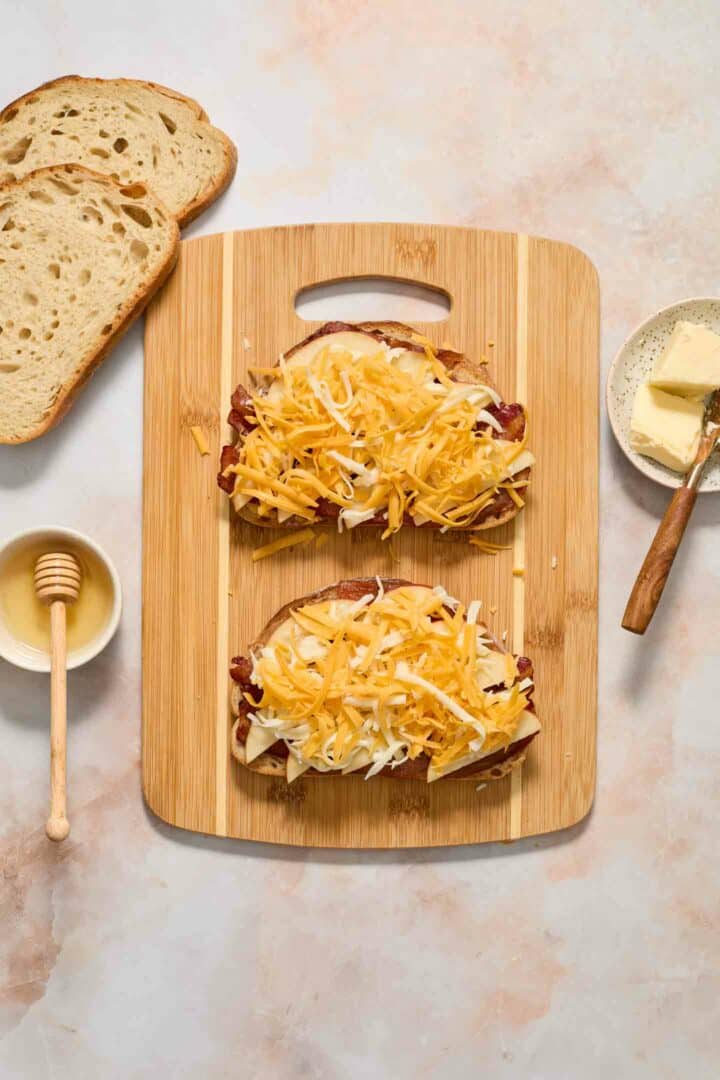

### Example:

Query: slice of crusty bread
xmin=0 ymin=164 xmax=179 ymax=443
xmin=229 ymin=578 xmax=539 ymax=783
xmin=220 ymin=321 xmax=531 ymax=532
xmin=0 ymin=76 xmax=236 ymax=226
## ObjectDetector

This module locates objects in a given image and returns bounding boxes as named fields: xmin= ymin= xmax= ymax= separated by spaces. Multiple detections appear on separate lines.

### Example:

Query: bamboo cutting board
xmin=143 ymin=223 xmax=599 ymax=847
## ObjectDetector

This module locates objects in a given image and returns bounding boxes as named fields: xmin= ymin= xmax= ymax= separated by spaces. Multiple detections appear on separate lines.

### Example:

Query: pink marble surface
xmin=1 ymin=2 xmax=719 ymax=1076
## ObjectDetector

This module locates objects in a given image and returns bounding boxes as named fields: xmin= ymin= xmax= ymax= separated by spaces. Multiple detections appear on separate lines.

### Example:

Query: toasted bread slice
xmin=0 ymin=165 xmax=179 ymax=443
xmin=230 ymin=578 xmax=539 ymax=783
xmin=0 ymin=76 xmax=236 ymax=226
xmin=219 ymin=322 xmax=532 ymax=533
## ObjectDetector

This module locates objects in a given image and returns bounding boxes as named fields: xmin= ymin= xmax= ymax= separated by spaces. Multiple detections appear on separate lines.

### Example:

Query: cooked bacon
xmin=234 ymin=712 xmax=251 ymax=741
xmin=517 ymin=656 xmax=533 ymax=679
xmin=335 ymin=578 xmax=407 ymax=601
xmin=230 ymin=656 xmax=253 ymax=683
xmin=228 ymin=384 xmax=256 ymax=435
xmin=484 ymin=402 xmax=525 ymax=442
xmin=217 ymin=444 xmax=240 ymax=494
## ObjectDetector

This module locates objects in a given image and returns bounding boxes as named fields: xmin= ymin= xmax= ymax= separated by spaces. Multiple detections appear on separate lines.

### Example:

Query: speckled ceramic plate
xmin=607 ymin=297 xmax=720 ymax=492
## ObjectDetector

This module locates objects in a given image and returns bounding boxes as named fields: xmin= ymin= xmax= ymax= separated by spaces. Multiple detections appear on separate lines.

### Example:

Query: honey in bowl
xmin=0 ymin=540 xmax=114 ymax=657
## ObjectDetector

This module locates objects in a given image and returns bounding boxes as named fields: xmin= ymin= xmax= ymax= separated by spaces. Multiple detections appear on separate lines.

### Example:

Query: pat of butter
xmin=650 ymin=321 xmax=720 ymax=400
xmin=630 ymin=383 xmax=704 ymax=473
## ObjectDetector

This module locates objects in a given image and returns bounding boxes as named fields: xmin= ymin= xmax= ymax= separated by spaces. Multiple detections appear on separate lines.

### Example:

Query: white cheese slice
xmin=245 ymin=722 xmax=279 ymax=764
xmin=650 ymin=320 xmax=720 ymax=400
xmin=341 ymin=748 xmax=373 ymax=775
xmin=339 ymin=507 xmax=379 ymax=530
xmin=287 ymin=754 xmax=312 ymax=783
xmin=506 ymin=449 xmax=535 ymax=475
xmin=476 ymin=648 xmax=510 ymax=689
xmin=630 ymin=383 xmax=704 ymax=473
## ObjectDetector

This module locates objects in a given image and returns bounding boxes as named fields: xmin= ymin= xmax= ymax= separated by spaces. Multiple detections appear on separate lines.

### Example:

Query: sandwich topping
xmin=233 ymin=582 xmax=537 ymax=782
xmin=219 ymin=327 xmax=534 ymax=537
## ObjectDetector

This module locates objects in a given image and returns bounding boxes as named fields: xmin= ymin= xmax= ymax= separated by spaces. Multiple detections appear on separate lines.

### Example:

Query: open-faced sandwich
xmin=218 ymin=322 xmax=533 ymax=537
xmin=230 ymin=578 xmax=539 ymax=783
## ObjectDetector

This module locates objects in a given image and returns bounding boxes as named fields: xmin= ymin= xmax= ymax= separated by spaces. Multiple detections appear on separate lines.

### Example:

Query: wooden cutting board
xmin=143 ymin=223 xmax=599 ymax=847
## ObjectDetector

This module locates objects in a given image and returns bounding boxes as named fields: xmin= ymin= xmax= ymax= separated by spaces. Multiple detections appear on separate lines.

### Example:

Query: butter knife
xmin=623 ymin=388 xmax=720 ymax=634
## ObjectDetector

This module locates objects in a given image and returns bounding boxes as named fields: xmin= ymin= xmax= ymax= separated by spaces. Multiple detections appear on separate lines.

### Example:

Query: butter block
xmin=630 ymin=383 xmax=704 ymax=473
xmin=650 ymin=320 xmax=720 ymax=400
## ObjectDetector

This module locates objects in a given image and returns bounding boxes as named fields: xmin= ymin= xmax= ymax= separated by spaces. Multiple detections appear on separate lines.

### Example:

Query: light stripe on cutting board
xmin=510 ymin=233 xmax=528 ymax=840
xmin=215 ymin=232 xmax=234 ymax=836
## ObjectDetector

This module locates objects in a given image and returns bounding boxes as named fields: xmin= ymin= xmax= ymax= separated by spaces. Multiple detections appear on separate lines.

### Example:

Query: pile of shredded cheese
xmin=224 ymin=334 xmax=533 ymax=539
xmin=244 ymin=584 xmax=536 ymax=782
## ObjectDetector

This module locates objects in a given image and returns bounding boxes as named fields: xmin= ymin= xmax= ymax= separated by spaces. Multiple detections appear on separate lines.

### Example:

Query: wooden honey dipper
xmin=34 ymin=552 xmax=82 ymax=841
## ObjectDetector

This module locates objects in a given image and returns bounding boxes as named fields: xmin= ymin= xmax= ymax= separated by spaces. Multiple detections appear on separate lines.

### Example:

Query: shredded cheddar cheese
xmin=469 ymin=538 xmax=512 ymax=555
xmin=246 ymin=585 xmax=535 ymax=781
xmin=190 ymin=426 xmax=210 ymax=456
xmin=224 ymin=333 xmax=533 ymax=539
xmin=251 ymin=529 xmax=315 ymax=561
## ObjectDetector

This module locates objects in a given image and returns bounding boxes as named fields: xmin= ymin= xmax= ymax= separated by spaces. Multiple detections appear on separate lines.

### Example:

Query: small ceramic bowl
xmin=607 ymin=297 xmax=720 ymax=492
xmin=0 ymin=526 xmax=122 ymax=672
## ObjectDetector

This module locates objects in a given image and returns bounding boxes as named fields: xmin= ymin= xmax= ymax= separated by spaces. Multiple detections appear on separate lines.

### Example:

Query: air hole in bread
xmin=48 ymin=177 xmax=78 ymax=196
xmin=23 ymin=291 xmax=38 ymax=306
xmin=121 ymin=204 xmax=152 ymax=228
xmin=112 ymin=222 xmax=125 ymax=235
xmin=0 ymin=361 xmax=20 ymax=373
xmin=19 ymin=328 xmax=31 ymax=339
xmin=101 ymin=323 xmax=113 ymax=335
xmin=113 ymin=137 xmax=128 ymax=154
xmin=130 ymin=239 xmax=149 ymax=262
xmin=4 ymin=135 xmax=32 ymax=164
xmin=80 ymin=206 xmax=103 ymax=227
xmin=44 ymin=332 xmax=53 ymax=341
xmin=79 ymin=269 xmax=91 ymax=285
xmin=119 ymin=183 xmax=147 ymax=199
xmin=48 ymin=263 xmax=60 ymax=278
xmin=152 ymin=145 xmax=159 ymax=168
xmin=29 ymin=188 xmax=55 ymax=204
xmin=51 ymin=319 xmax=60 ymax=329
xmin=50 ymin=129 xmax=64 ymax=136
xmin=69 ymin=294 xmax=77 ymax=303
xmin=99 ymin=129 xmax=110 ymax=138
xmin=90 ymin=147 xmax=110 ymax=159
xmin=2 ymin=107 xmax=19 ymax=124
xmin=1 ymin=218 xmax=15 ymax=232
xmin=124 ymin=100 xmax=143 ymax=115
xmin=159 ymin=112 xmax=177 ymax=135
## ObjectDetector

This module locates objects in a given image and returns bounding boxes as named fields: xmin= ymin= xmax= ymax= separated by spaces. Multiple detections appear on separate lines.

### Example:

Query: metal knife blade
xmin=686 ymin=388 xmax=720 ymax=490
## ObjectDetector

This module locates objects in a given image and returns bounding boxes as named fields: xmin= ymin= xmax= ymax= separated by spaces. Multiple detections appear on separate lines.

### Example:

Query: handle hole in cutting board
xmin=295 ymin=276 xmax=451 ymax=324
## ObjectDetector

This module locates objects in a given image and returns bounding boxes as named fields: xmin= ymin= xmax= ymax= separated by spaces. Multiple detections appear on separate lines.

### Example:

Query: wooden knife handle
xmin=622 ymin=486 xmax=698 ymax=635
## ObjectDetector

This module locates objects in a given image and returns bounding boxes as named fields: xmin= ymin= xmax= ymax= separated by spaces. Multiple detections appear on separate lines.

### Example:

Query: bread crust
xmin=0 ymin=164 xmax=179 ymax=444
xmin=0 ymin=76 xmax=237 ymax=227
xmin=230 ymin=578 xmax=537 ymax=783
xmin=226 ymin=321 xmax=530 ymax=533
